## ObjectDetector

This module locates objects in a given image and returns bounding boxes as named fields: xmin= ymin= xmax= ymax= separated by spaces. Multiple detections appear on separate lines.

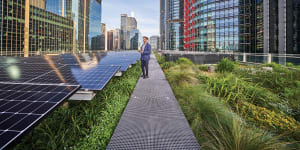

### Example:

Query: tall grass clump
xmin=166 ymin=65 xmax=199 ymax=86
xmin=235 ymin=63 xmax=300 ymax=120
xmin=161 ymin=61 xmax=176 ymax=70
xmin=217 ymin=58 xmax=236 ymax=73
xmin=164 ymin=65 xmax=288 ymax=149
xmin=176 ymin=57 xmax=194 ymax=66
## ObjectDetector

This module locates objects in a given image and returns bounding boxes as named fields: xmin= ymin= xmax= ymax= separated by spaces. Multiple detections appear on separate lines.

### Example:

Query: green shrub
xmin=161 ymin=61 xmax=176 ymax=70
xmin=198 ymin=65 xmax=209 ymax=72
xmin=240 ymin=102 xmax=300 ymax=141
xmin=176 ymin=57 xmax=194 ymax=65
xmin=235 ymin=65 xmax=300 ymax=119
xmin=168 ymin=83 xmax=288 ymax=150
xmin=157 ymin=56 xmax=166 ymax=64
xmin=217 ymin=58 xmax=236 ymax=73
xmin=166 ymin=65 xmax=199 ymax=86
xmin=204 ymin=74 xmax=286 ymax=113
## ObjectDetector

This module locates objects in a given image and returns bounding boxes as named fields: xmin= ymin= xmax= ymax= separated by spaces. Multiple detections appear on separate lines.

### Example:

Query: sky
xmin=102 ymin=0 xmax=160 ymax=37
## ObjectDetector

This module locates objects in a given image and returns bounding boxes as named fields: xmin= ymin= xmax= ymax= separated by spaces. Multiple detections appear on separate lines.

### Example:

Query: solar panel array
xmin=0 ymin=83 xmax=80 ymax=149
xmin=0 ymin=51 xmax=141 ymax=149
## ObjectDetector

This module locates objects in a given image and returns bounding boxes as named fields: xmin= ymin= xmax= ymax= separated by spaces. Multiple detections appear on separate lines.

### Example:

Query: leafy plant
xmin=164 ymin=61 xmax=289 ymax=149
xmin=198 ymin=65 xmax=209 ymax=72
xmin=176 ymin=57 xmax=194 ymax=66
xmin=217 ymin=58 xmax=236 ymax=73
xmin=161 ymin=61 xmax=176 ymax=70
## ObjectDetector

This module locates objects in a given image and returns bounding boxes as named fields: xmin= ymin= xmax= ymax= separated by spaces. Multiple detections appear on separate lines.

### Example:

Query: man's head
xmin=143 ymin=36 xmax=148 ymax=43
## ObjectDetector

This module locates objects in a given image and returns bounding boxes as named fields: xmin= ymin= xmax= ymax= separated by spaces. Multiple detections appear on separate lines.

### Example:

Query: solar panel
xmin=0 ymin=83 xmax=80 ymax=150
xmin=0 ymin=63 xmax=64 ymax=83
xmin=30 ymin=65 xmax=121 ymax=91
xmin=99 ymin=51 xmax=141 ymax=71
xmin=0 ymin=51 xmax=138 ymax=90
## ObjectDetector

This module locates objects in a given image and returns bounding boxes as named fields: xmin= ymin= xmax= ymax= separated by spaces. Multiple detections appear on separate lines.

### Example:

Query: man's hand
xmin=139 ymin=50 xmax=142 ymax=54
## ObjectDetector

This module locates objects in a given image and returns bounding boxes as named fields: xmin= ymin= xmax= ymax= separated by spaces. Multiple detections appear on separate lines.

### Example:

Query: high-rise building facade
xmin=150 ymin=36 xmax=160 ymax=50
xmin=166 ymin=0 xmax=184 ymax=50
xmin=279 ymin=0 xmax=300 ymax=54
xmin=160 ymin=0 xmax=166 ymax=50
xmin=120 ymin=14 xmax=139 ymax=50
xmin=129 ymin=29 xmax=140 ymax=50
xmin=65 ymin=0 xmax=102 ymax=52
xmin=113 ymin=29 xmax=121 ymax=50
xmin=0 ymin=0 xmax=26 ymax=56
xmin=127 ymin=17 xmax=137 ymax=30
xmin=0 ymin=0 xmax=102 ymax=56
xmin=184 ymin=0 xmax=239 ymax=52
xmin=120 ymin=14 xmax=128 ymax=49
xmin=107 ymin=30 xmax=114 ymax=50
xmin=181 ymin=0 xmax=300 ymax=54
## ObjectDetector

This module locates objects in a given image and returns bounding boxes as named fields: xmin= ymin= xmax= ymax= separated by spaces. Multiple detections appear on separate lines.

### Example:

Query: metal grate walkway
xmin=107 ymin=53 xmax=200 ymax=150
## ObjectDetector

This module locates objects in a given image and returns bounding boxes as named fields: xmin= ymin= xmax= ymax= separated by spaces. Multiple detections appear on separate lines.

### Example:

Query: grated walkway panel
xmin=107 ymin=53 xmax=200 ymax=150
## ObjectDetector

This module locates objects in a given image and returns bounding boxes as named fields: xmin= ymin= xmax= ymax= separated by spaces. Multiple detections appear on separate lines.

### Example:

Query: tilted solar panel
xmin=30 ymin=65 xmax=121 ymax=91
xmin=0 ymin=83 xmax=80 ymax=149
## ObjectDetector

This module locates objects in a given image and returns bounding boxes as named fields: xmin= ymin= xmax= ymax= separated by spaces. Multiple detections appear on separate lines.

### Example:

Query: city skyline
xmin=102 ymin=0 xmax=160 ymax=37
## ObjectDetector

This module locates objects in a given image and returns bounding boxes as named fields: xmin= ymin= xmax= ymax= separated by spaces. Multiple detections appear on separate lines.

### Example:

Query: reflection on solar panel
xmin=0 ymin=62 xmax=120 ymax=91
xmin=99 ymin=51 xmax=141 ymax=71
xmin=0 ymin=83 xmax=80 ymax=149
xmin=31 ymin=65 xmax=121 ymax=90
xmin=0 ymin=51 xmax=140 ymax=149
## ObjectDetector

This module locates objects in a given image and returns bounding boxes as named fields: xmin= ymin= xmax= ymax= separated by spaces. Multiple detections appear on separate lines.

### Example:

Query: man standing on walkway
xmin=139 ymin=36 xmax=151 ymax=79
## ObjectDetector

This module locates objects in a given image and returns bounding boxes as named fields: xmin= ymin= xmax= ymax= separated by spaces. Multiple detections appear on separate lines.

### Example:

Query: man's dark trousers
xmin=141 ymin=60 xmax=149 ymax=77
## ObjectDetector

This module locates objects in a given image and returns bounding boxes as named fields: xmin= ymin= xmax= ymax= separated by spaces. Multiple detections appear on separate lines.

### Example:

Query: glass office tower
xmin=47 ymin=0 xmax=102 ymax=51
xmin=87 ymin=0 xmax=102 ymax=50
xmin=184 ymin=0 xmax=239 ymax=52
xmin=0 ymin=0 xmax=102 ymax=56
xmin=166 ymin=0 xmax=184 ymax=50
xmin=160 ymin=0 xmax=166 ymax=50
xmin=0 ymin=0 xmax=26 ymax=56
xmin=0 ymin=0 xmax=74 ymax=56
xmin=279 ymin=0 xmax=300 ymax=54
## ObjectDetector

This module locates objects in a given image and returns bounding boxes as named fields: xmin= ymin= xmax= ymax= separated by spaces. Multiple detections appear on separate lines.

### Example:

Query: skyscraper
xmin=127 ymin=17 xmax=137 ymax=30
xmin=0 ymin=0 xmax=103 ymax=56
xmin=65 ymin=0 xmax=102 ymax=52
xmin=160 ymin=0 xmax=166 ymax=50
xmin=120 ymin=14 xmax=128 ymax=49
xmin=107 ymin=30 xmax=114 ymax=50
xmin=181 ymin=0 xmax=300 ymax=54
xmin=184 ymin=0 xmax=239 ymax=52
xmin=150 ymin=36 xmax=160 ymax=50
xmin=0 ymin=0 xmax=74 ymax=56
xmin=279 ymin=0 xmax=300 ymax=54
xmin=120 ymin=14 xmax=138 ymax=50
xmin=165 ymin=0 xmax=184 ymax=50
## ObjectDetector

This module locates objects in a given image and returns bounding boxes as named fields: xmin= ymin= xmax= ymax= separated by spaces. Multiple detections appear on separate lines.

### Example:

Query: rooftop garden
xmin=155 ymin=52 xmax=300 ymax=150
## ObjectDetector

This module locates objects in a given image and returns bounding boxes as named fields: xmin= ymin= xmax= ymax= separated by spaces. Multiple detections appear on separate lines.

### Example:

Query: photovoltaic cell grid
xmin=0 ymin=83 xmax=80 ymax=149
xmin=99 ymin=51 xmax=141 ymax=71
xmin=0 ymin=63 xmax=121 ymax=91
xmin=0 ymin=51 xmax=139 ymax=149
xmin=30 ymin=65 xmax=121 ymax=90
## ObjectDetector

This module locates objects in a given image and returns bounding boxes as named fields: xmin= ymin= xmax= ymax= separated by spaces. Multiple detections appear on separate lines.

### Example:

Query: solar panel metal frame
xmin=0 ymin=82 xmax=80 ymax=150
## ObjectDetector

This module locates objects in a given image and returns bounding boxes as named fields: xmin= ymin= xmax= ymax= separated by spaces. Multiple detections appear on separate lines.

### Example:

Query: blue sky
xmin=102 ymin=0 xmax=160 ymax=37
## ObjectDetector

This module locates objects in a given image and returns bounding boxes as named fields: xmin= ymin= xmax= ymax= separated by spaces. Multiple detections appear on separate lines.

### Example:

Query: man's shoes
xmin=141 ymin=75 xmax=144 ymax=77
xmin=143 ymin=76 xmax=146 ymax=79
xmin=145 ymin=75 xmax=149 ymax=78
